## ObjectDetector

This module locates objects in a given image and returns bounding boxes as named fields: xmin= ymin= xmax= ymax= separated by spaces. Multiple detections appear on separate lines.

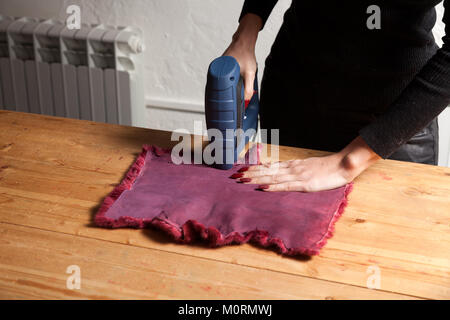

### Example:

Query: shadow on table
xmin=141 ymin=227 xmax=312 ymax=261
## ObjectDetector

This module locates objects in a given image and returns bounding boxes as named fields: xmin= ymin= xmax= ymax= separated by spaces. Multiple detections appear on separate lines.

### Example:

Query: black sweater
xmin=239 ymin=0 xmax=450 ymax=159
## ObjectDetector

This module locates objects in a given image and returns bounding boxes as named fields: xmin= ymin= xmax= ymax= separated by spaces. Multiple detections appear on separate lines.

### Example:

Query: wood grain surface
xmin=0 ymin=110 xmax=449 ymax=299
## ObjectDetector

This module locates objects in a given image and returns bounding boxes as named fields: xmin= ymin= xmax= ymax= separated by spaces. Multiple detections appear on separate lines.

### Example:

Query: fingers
xmin=244 ymin=160 xmax=299 ymax=172
xmin=247 ymin=174 xmax=301 ymax=185
xmin=221 ymin=45 xmax=257 ymax=101
xmin=243 ymin=71 xmax=256 ymax=101
xmin=260 ymin=181 xmax=310 ymax=192
xmin=243 ymin=167 xmax=291 ymax=178
xmin=232 ymin=159 xmax=313 ymax=192
xmin=235 ymin=160 xmax=303 ymax=181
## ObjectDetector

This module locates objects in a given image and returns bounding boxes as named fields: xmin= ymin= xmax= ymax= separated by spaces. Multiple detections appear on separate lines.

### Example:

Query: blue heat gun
xmin=205 ymin=56 xmax=259 ymax=170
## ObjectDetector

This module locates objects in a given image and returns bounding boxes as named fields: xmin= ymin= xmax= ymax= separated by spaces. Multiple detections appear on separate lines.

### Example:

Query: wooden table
xmin=0 ymin=110 xmax=449 ymax=300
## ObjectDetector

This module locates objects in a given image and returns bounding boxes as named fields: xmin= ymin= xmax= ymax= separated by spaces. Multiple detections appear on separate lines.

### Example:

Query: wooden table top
xmin=0 ymin=110 xmax=449 ymax=300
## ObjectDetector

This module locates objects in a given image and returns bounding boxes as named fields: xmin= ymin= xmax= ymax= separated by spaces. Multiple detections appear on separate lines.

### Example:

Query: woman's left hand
xmin=231 ymin=136 xmax=382 ymax=192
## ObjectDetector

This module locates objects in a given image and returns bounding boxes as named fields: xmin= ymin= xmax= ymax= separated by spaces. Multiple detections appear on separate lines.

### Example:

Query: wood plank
xmin=1 ymin=110 xmax=449 ymax=299
xmin=0 ymin=223 xmax=416 ymax=300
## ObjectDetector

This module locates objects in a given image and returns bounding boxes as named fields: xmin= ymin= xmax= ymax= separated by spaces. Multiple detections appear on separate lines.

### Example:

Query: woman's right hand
xmin=223 ymin=13 xmax=262 ymax=101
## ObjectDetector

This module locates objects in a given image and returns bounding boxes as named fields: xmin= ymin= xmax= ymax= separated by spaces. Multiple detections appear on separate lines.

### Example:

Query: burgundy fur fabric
xmin=95 ymin=145 xmax=353 ymax=256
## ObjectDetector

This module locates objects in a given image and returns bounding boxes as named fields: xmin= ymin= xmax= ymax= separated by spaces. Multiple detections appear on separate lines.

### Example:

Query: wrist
xmin=232 ymin=13 xmax=262 ymax=47
xmin=338 ymin=136 xmax=381 ymax=180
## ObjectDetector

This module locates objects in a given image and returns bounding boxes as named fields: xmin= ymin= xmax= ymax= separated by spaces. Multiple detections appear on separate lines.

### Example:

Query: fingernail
xmin=229 ymin=173 xmax=244 ymax=179
xmin=238 ymin=178 xmax=252 ymax=183
xmin=238 ymin=166 xmax=250 ymax=173
xmin=257 ymin=184 xmax=270 ymax=190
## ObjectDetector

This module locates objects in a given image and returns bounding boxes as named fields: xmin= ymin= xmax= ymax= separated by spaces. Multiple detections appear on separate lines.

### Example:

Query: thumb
xmin=243 ymin=71 xmax=255 ymax=102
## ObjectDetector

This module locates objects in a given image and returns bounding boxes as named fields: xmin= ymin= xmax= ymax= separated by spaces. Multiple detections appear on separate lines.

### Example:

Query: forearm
xmin=232 ymin=13 xmax=262 ymax=48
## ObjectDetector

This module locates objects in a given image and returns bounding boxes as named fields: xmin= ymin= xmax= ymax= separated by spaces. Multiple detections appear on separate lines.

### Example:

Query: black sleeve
xmin=238 ymin=0 xmax=279 ymax=29
xmin=358 ymin=1 xmax=450 ymax=159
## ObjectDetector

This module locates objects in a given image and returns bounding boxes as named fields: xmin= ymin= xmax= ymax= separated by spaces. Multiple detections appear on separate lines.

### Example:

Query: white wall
xmin=434 ymin=3 xmax=450 ymax=166
xmin=0 ymin=0 xmax=448 ymax=166
xmin=0 ymin=0 xmax=290 ymax=127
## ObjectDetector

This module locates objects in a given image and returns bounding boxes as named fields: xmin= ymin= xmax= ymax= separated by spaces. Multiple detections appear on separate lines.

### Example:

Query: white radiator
xmin=0 ymin=16 xmax=146 ymax=127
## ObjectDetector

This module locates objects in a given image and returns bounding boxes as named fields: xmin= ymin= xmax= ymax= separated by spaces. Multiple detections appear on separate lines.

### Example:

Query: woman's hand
xmin=231 ymin=136 xmax=382 ymax=192
xmin=233 ymin=154 xmax=354 ymax=192
xmin=223 ymin=13 xmax=262 ymax=101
